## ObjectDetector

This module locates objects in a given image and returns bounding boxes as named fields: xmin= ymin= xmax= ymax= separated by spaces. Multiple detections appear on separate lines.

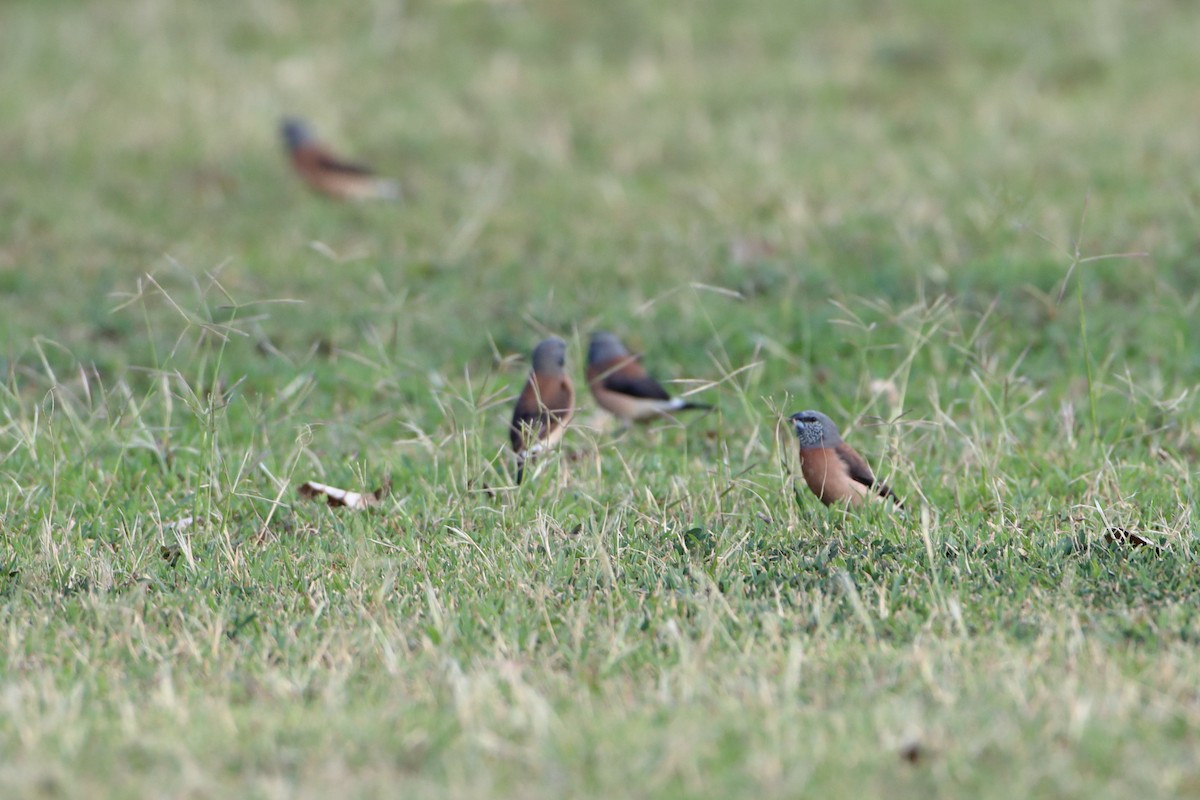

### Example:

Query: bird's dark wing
xmin=510 ymin=379 xmax=544 ymax=451
xmin=604 ymin=372 xmax=672 ymax=401
xmin=835 ymin=441 xmax=902 ymax=505
xmin=314 ymin=152 xmax=376 ymax=177
xmin=591 ymin=356 xmax=671 ymax=401
xmin=834 ymin=442 xmax=876 ymax=488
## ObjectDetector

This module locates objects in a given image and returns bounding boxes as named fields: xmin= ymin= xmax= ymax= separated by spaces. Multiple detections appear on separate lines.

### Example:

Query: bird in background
xmin=279 ymin=117 xmax=401 ymax=201
xmin=789 ymin=410 xmax=903 ymax=509
xmin=510 ymin=337 xmax=575 ymax=484
xmin=586 ymin=332 xmax=712 ymax=424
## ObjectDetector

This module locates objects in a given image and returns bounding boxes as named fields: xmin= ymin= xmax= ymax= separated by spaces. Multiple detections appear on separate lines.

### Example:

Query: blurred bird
xmin=586 ymin=332 xmax=712 ymax=424
xmin=280 ymin=117 xmax=401 ymax=201
xmin=510 ymin=337 xmax=575 ymax=484
xmin=789 ymin=410 xmax=903 ymax=508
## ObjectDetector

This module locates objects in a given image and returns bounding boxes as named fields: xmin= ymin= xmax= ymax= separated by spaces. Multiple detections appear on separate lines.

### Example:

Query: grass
xmin=2 ymin=0 xmax=1199 ymax=796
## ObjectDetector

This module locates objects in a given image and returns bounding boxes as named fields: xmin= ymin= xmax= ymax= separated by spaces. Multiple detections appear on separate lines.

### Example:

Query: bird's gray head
xmin=587 ymin=331 xmax=629 ymax=366
xmin=790 ymin=410 xmax=842 ymax=449
xmin=280 ymin=117 xmax=314 ymax=150
xmin=531 ymin=337 xmax=568 ymax=374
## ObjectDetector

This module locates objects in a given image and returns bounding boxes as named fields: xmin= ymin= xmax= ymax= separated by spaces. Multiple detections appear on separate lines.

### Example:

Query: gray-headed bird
xmin=280 ymin=117 xmax=400 ymax=201
xmin=789 ymin=410 xmax=903 ymax=508
xmin=510 ymin=337 xmax=575 ymax=484
xmin=586 ymin=332 xmax=712 ymax=424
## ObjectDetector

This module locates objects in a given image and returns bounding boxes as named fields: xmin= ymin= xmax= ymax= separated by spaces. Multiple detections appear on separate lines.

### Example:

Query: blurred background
xmin=2 ymin=0 xmax=1199 ymax=440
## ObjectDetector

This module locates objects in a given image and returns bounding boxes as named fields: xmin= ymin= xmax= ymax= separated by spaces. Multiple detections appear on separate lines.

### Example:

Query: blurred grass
xmin=1 ymin=0 xmax=1199 ymax=796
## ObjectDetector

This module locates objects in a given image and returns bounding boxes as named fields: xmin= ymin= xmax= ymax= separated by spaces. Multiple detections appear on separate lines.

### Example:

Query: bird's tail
xmin=675 ymin=401 xmax=713 ymax=413
xmin=875 ymin=481 xmax=905 ymax=511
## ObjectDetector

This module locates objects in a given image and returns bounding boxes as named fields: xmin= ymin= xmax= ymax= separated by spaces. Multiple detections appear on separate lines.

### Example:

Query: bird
xmin=510 ymin=337 xmax=575 ymax=484
xmin=279 ymin=117 xmax=401 ymax=201
xmin=789 ymin=410 xmax=903 ymax=508
xmin=586 ymin=332 xmax=712 ymax=424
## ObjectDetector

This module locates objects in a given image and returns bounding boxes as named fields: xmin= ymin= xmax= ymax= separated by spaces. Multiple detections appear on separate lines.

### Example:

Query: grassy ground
xmin=2 ymin=0 xmax=1200 ymax=796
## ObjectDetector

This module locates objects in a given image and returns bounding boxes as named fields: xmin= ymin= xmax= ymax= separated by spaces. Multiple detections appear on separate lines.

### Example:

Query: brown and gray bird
xmin=789 ymin=410 xmax=902 ymax=508
xmin=586 ymin=332 xmax=711 ymax=424
xmin=280 ymin=117 xmax=401 ymax=201
xmin=510 ymin=337 xmax=575 ymax=484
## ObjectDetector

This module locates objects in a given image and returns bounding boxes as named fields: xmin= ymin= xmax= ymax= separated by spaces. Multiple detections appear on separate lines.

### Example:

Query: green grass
xmin=2 ymin=0 xmax=1199 ymax=796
